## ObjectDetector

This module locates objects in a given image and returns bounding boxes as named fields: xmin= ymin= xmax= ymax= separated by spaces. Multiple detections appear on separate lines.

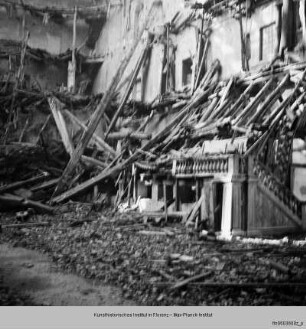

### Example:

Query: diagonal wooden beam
xmin=51 ymin=83 xmax=214 ymax=204
xmin=104 ymin=42 xmax=151 ymax=139
xmin=64 ymin=109 xmax=116 ymax=157
xmin=48 ymin=97 xmax=74 ymax=155
xmin=52 ymin=2 xmax=159 ymax=197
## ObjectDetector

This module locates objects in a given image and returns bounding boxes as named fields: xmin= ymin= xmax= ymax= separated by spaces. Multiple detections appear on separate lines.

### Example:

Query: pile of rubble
xmin=1 ymin=205 xmax=306 ymax=305
xmin=2 ymin=57 xmax=306 ymax=214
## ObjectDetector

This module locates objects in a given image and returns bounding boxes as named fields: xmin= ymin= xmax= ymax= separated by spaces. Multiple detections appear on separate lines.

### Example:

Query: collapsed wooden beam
xmin=185 ymin=195 xmax=204 ymax=225
xmin=232 ymin=78 xmax=274 ymax=125
xmin=64 ymin=109 xmax=116 ymax=157
xmin=48 ymin=97 xmax=74 ymax=155
xmin=107 ymin=131 xmax=151 ymax=140
xmin=1 ymin=222 xmax=50 ymax=229
xmin=170 ymin=271 xmax=213 ymax=290
xmin=53 ymin=2 xmax=159 ymax=197
xmin=263 ymin=71 xmax=306 ymax=127
xmin=52 ymin=76 xmax=216 ymax=204
xmin=104 ymin=42 xmax=151 ymax=139
xmin=156 ymin=282 xmax=306 ymax=288
xmin=246 ymin=74 xmax=290 ymax=125
xmin=0 ymin=172 xmax=49 ymax=194
xmin=0 ymin=194 xmax=54 ymax=214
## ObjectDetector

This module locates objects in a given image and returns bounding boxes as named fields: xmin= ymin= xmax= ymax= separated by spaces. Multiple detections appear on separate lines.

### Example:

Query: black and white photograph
xmin=0 ymin=0 xmax=306 ymax=325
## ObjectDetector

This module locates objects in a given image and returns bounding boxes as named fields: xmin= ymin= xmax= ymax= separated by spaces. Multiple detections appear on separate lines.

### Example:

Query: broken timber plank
xmin=51 ymin=78 xmax=215 ymax=204
xmin=219 ymin=77 xmax=234 ymax=108
xmin=246 ymin=74 xmax=290 ymax=125
xmin=0 ymin=172 xmax=49 ymax=194
xmin=1 ymin=222 xmax=49 ymax=229
xmin=49 ymin=99 xmax=104 ymax=169
xmin=107 ymin=131 xmax=151 ymax=140
xmin=156 ymin=282 xmax=306 ymax=288
xmin=157 ymin=269 xmax=177 ymax=281
xmin=0 ymin=194 xmax=54 ymax=214
xmin=52 ymin=77 xmax=216 ymax=204
xmin=48 ymin=97 xmax=74 ymax=155
xmin=185 ymin=195 xmax=204 ymax=225
xmin=81 ymin=155 xmax=107 ymax=169
xmin=226 ymin=81 xmax=254 ymax=119
xmin=35 ymin=114 xmax=51 ymax=145
xmin=232 ymin=78 xmax=273 ymax=126
xmin=262 ymin=259 xmax=290 ymax=274
xmin=104 ymin=41 xmax=151 ymax=139
xmin=194 ymin=37 xmax=209 ymax=91
xmin=138 ymin=230 xmax=167 ymax=236
xmin=170 ymin=271 xmax=213 ymax=290
xmin=64 ymin=109 xmax=116 ymax=157
xmin=30 ymin=178 xmax=60 ymax=193
xmin=53 ymin=2 xmax=158 ymax=197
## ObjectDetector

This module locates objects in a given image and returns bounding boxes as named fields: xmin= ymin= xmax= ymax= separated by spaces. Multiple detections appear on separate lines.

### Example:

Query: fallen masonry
xmin=1 ymin=0 xmax=306 ymax=307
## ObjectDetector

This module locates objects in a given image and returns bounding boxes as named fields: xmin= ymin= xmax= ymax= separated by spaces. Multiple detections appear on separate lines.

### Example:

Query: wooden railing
xmin=174 ymin=156 xmax=229 ymax=175
xmin=253 ymin=161 xmax=302 ymax=218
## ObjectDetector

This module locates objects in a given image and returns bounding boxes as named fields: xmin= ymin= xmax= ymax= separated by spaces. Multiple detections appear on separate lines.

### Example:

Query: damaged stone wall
xmin=92 ymin=0 xmax=198 ymax=102
xmin=0 ymin=5 xmax=89 ymax=91
xmin=92 ymin=0 xmax=283 ymax=98
xmin=0 ymin=7 xmax=88 ymax=54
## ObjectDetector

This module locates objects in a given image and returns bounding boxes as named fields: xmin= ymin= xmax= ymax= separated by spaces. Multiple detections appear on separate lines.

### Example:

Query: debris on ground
xmin=1 ymin=206 xmax=306 ymax=306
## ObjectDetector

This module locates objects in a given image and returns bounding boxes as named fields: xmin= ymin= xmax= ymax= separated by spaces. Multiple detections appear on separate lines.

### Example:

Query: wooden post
xmin=69 ymin=6 xmax=77 ymax=93
xmin=132 ymin=164 xmax=137 ymax=204
xmin=195 ymin=179 xmax=200 ymax=228
xmin=238 ymin=3 xmax=247 ymax=71
xmin=231 ymin=177 xmax=245 ymax=236
xmin=247 ymin=155 xmax=257 ymax=234
xmin=275 ymin=3 xmax=282 ymax=56
xmin=166 ymin=23 xmax=170 ymax=92
xmin=152 ymin=174 xmax=158 ymax=202
xmin=163 ymin=181 xmax=168 ymax=223
xmin=173 ymin=179 xmax=179 ymax=211
xmin=279 ymin=0 xmax=293 ymax=56
xmin=302 ymin=204 xmax=306 ymax=231
xmin=300 ymin=0 xmax=306 ymax=45
xmin=21 ymin=11 xmax=26 ymax=40
xmin=159 ymin=39 xmax=166 ymax=95
xmin=72 ymin=6 xmax=77 ymax=87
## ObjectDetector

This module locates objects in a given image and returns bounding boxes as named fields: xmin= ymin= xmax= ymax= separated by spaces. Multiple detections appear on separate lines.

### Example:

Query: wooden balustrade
xmin=174 ymin=156 xmax=230 ymax=176
xmin=253 ymin=161 xmax=302 ymax=218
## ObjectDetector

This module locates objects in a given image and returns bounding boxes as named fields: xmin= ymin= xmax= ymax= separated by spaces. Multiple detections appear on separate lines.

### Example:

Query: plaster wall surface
xmin=92 ymin=0 xmax=193 ymax=101
xmin=93 ymin=0 xmax=279 ymax=98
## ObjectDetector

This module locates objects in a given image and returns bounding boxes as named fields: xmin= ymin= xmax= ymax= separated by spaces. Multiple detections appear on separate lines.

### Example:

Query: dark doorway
xmin=213 ymin=182 xmax=223 ymax=231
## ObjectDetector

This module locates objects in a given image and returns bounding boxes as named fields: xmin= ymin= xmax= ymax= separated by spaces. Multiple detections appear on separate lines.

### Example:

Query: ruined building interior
xmin=1 ymin=0 xmax=306 ymax=307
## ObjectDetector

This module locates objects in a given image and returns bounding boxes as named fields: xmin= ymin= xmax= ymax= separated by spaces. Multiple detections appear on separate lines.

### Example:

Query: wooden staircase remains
xmin=247 ymin=159 xmax=306 ymax=236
